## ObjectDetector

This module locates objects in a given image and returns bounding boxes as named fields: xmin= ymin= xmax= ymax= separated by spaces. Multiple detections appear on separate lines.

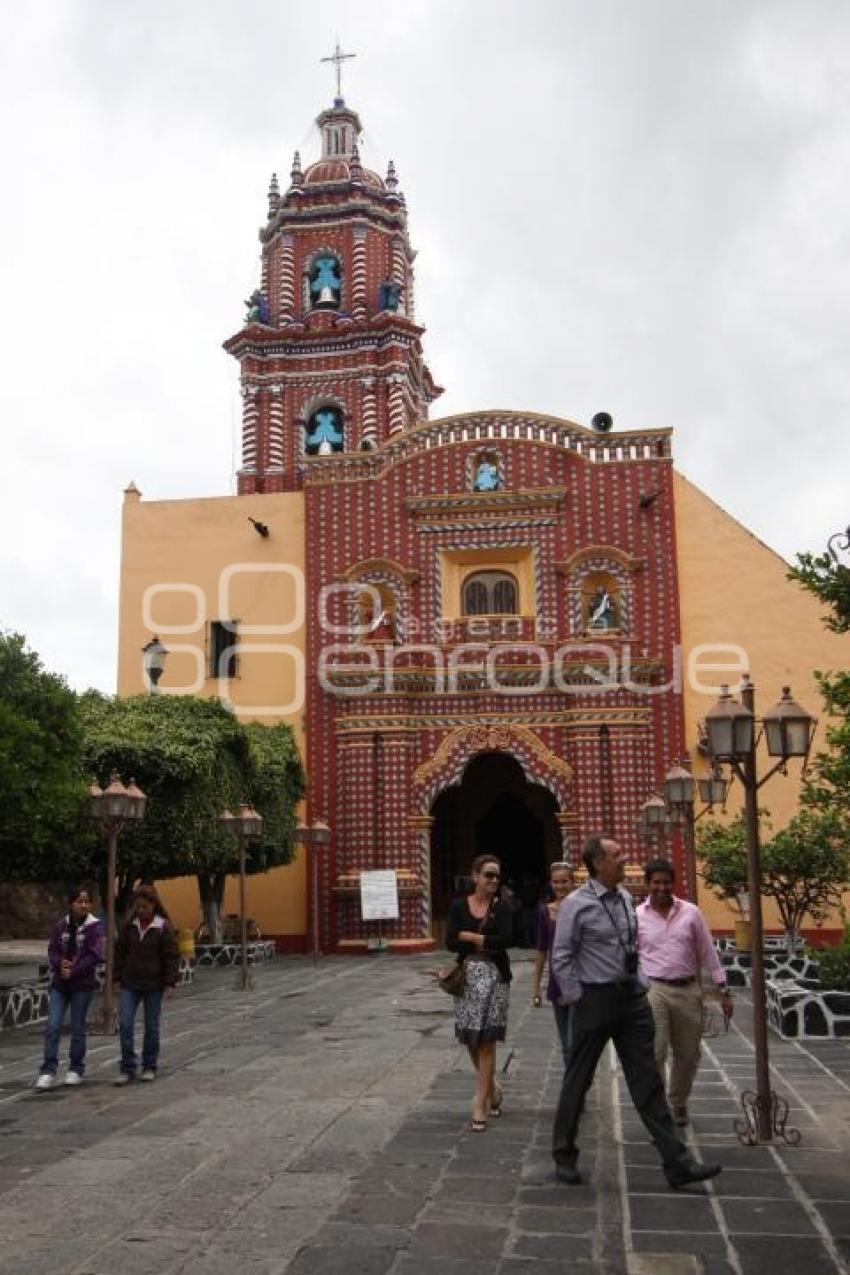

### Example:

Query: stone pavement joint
xmin=0 ymin=953 xmax=848 ymax=1275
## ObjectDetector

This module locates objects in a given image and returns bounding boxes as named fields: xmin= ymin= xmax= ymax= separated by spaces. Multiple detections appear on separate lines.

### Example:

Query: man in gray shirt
xmin=550 ymin=834 xmax=722 ymax=1190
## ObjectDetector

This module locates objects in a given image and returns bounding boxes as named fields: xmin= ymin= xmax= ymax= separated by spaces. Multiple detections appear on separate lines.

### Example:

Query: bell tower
xmin=224 ymin=69 xmax=442 ymax=494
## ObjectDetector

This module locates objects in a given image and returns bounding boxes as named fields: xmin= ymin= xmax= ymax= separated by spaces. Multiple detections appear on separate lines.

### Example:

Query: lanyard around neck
xmin=596 ymin=890 xmax=634 ymax=951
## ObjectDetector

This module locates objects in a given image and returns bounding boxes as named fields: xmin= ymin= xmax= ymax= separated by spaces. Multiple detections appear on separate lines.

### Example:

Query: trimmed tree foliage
xmin=196 ymin=721 xmax=305 ymax=942
xmin=697 ymin=814 xmax=749 ymax=915
xmin=78 ymin=693 xmax=305 ymax=929
xmin=699 ymin=808 xmax=849 ymax=947
xmin=0 ymin=631 xmax=86 ymax=881
xmin=759 ymin=811 xmax=850 ymax=945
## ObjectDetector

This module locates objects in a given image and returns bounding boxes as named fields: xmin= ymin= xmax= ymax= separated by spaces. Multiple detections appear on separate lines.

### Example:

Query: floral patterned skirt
xmin=454 ymin=956 xmax=509 ymax=1046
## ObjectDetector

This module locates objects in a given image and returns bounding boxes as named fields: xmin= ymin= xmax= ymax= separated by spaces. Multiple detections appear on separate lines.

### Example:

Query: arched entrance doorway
xmin=430 ymin=752 xmax=560 ymax=946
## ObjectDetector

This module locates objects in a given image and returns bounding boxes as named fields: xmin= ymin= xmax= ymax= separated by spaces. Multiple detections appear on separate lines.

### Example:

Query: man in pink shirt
xmin=636 ymin=858 xmax=733 ymax=1126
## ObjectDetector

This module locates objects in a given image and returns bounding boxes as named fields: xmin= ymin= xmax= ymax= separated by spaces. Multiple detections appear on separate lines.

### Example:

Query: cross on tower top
xmin=320 ymin=38 xmax=356 ymax=100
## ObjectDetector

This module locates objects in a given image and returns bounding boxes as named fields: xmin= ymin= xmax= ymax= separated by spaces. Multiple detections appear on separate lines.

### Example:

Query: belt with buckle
xmin=650 ymin=976 xmax=695 ymax=987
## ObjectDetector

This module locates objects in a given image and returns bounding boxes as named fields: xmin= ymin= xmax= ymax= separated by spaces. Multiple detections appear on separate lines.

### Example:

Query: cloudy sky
xmin=1 ymin=0 xmax=848 ymax=692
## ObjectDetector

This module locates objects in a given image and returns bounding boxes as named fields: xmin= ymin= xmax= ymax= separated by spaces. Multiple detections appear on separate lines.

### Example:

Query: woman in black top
xmin=446 ymin=854 xmax=514 ymax=1131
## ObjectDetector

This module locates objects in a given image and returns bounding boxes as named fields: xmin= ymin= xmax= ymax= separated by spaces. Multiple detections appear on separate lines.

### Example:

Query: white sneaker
xmin=65 ymin=1071 xmax=83 ymax=1086
xmin=35 ymin=1074 xmax=55 ymax=1090
xmin=139 ymin=1069 xmax=156 ymax=1082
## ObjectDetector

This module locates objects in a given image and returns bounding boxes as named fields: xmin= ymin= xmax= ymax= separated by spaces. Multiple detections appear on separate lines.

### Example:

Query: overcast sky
xmin=1 ymin=1 xmax=848 ymax=692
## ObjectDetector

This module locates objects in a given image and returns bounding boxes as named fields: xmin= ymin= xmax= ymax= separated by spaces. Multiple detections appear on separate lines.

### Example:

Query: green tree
xmin=788 ymin=527 xmax=850 ymax=945
xmin=80 ymin=692 xmax=248 ymax=912
xmin=0 ymin=632 xmax=86 ymax=881
xmin=697 ymin=814 xmax=749 ymax=915
xmin=801 ymin=672 xmax=850 ymax=838
xmin=760 ymin=810 xmax=850 ymax=950
xmin=814 ymin=925 xmax=850 ymax=991
xmin=78 ymin=693 xmax=305 ymax=934
xmin=196 ymin=720 xmax=305 ymax=942
xmin=789 ymin=526 xmax=850 ymax=802
xmin=788 ymin=529 xmax=850 ymax=634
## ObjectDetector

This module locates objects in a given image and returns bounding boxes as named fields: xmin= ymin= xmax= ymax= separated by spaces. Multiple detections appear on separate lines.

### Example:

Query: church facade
xmin=117 ymin=89 xmax=846 ymax=951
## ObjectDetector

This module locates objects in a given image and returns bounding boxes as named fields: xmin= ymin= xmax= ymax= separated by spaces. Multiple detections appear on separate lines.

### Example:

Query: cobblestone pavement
xmin=0 ymin=953 xmax=848 ymax=1275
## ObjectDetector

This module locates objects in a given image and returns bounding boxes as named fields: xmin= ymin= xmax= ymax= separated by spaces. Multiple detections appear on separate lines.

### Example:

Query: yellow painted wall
xmin=117 ymin=484 xmax=308 ymax=940
xmin=674 ymin=471 xmax=849 ymax=932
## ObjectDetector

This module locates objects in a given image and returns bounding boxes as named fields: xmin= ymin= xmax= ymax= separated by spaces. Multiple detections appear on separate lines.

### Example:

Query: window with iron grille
xmin=210 ymin=620 xmax=239 ymax=679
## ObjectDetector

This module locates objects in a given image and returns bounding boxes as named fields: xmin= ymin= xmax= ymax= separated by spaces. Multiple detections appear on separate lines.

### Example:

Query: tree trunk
xmin=197 ymin=872 xmax=226 ymax=944
xmin=98 ymin=869 xmax=136 ymax=923
xmin=116 ymin=873 xmax=137 ymax=921
xmin=776 ymin=897 xmax=803 ymax=954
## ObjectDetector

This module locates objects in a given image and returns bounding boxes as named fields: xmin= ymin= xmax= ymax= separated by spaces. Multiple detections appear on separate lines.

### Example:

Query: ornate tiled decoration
xmin=224 ymin=93 xmax=689 ymax=950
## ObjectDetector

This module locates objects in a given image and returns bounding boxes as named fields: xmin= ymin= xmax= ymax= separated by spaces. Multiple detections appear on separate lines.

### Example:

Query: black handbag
xmin=437 ymin=959 xmax=466 ymax=996
xmin=438 ymin=898 xmax=493 ymax=996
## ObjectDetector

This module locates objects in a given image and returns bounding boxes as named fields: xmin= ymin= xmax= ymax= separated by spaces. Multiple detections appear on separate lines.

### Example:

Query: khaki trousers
xmin=647 ymin=981 xmax=704 ymax=1109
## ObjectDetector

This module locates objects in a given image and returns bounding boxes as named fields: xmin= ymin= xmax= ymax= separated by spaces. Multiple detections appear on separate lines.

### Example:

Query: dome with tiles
xmin=302 ymin=157 xmax=385 ymax=190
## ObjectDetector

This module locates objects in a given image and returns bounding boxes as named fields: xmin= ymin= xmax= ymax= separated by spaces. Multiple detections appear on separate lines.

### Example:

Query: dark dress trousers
xmin=551 ymin=879 xmax=687 ymax=1170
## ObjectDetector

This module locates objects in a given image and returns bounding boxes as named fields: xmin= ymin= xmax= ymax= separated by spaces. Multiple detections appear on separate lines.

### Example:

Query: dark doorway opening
xmin=429 ymin=752 xmax=559 ymax=947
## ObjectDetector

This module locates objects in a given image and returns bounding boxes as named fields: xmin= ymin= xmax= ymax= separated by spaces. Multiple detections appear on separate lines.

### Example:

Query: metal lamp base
xmin=734 ymin=1089 xmax=801 ymax=1146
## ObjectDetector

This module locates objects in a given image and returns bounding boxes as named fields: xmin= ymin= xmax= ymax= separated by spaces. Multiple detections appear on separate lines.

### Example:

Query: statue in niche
xmin=587 ymin=586 xmax=618 ymax=630
xmin=306 ymin=408 xmax=344 ymax=455
xmin=244 ymin=290 xmax=270 ymax=324
xmin=310 ymin=254 xmax=341 ymax=307
xmin=473 ymin=457 xmax=500 ymax=492
xmin=379 ymin=281 xmax=402 ymax=312
xmin=360 ymin=593 xmax=396 ymax=642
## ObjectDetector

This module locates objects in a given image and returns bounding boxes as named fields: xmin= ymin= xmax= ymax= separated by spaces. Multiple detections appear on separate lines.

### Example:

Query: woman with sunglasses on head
xmin=532 ymin=861 xmax=575 ymax=1066
xmin=446 ymin=854 xmax=514 ymax=1131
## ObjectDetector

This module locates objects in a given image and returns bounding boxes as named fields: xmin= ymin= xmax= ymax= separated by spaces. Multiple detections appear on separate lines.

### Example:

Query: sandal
xmin=489 ymin=1086 xmax=504 ymax=1119
xmin=470 ymin=1117 xmax=488 ymax=1132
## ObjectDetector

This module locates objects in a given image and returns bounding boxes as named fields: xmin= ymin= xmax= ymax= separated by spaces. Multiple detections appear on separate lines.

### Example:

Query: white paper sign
xmin=360 ymin=870 xmax=400 ymax=921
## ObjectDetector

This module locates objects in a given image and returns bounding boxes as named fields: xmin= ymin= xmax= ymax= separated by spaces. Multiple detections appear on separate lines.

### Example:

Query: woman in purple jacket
xmin=35 ymin=887 xmax=104 ymax=1089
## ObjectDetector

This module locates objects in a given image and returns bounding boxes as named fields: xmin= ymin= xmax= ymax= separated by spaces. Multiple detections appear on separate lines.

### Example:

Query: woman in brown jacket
xmin=114 ymin=886 xmax=179 ymax=1085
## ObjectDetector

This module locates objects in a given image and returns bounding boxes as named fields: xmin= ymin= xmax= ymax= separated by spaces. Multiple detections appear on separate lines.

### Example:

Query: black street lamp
xmin=661 ymin=759 xmax=729 ymax=903
xmin=827 ymin=524 xmax=850 ymax=562
xmin=295 ymin=818 xmax=331 ymax=962
xmin=704 ymin=678 xmax=815 ymax=1144
xmin=638 ymin=793 xmax=669 ymax=838
xmin=141 ymin=636 xmax=168 ymax=693
xmin=88 ymin=773 xmax=146 ymax=1032
xmin=639 ymin=762 xmax=728 ymax=903
xmin=218 ymin=803 xmax=264 ymax=990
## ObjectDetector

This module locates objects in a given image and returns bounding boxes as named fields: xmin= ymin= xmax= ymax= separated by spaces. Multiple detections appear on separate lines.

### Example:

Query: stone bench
xmin=0 ymin=956 xmax=196 ymax=1031
xmin=0 ymin=981 xmax=50 ymax=1030
xmin=767 ymin=976 xmax=850 ymax=1039
xmin=715 ymin=947 xmax=818 ymax=989
xmin=195 ymin=940 xmax=277 ymax=967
